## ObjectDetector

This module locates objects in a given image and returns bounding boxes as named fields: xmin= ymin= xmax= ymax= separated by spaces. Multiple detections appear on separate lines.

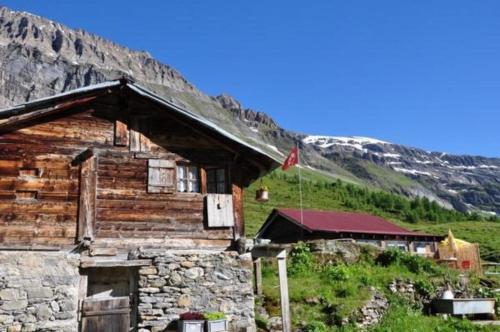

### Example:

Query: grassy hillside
xmin=258 ymin=245 xmax=499 ymax=332
xmin=244 ymin=168 xmax=500 ymax=261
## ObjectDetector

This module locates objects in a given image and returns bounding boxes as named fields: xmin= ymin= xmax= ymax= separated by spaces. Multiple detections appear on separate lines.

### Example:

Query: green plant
xmin=203 ymin=312 xmax=225 ymax=321
xmin=323 ymin=264 xmax=350 ymax=281
xmin=288 ymin=242 xmax=314 ymax=276
xmin=414 ymin=279 xmax=435 ymax=296
xmin=303 ymin=321 xmax=327 ymax=332
xmin=377 ymin=249 xmax=437 ymax=274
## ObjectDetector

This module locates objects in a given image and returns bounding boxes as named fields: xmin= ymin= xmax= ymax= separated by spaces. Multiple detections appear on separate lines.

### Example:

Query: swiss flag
xmin=282 ymin=147 xmax=299 ymax=171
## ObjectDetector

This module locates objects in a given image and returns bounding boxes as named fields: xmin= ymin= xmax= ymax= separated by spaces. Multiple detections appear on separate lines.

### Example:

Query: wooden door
xmin=81 ymin=297 xmax=130 ymax=332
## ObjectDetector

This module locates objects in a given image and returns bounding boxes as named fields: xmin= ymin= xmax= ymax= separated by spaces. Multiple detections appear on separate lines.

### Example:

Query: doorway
xmin=80 ymin=267 xmax=138 ymax=332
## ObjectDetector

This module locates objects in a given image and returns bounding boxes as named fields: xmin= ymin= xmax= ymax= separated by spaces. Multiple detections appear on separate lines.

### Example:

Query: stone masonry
xmin=0 ymin=251 xmax=80 ymax=332
xmin=137 ymin=250 xmax=255 ymax=332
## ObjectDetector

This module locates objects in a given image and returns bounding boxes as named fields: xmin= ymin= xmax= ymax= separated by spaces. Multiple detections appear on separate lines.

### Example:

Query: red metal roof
xmin=276 ymin=208 xmax=427 ymax=236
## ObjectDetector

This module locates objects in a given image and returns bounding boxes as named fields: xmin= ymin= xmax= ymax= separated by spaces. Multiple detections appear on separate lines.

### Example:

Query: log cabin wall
xmin=0 ymin=92 xmax=252 ymax=248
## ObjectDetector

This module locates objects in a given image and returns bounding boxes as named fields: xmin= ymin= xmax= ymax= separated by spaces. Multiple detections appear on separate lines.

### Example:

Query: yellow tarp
xmin=437 ymin=229 xmax=482 ymax=273
xmin=439 ymin=229 xmax=473 ymax=252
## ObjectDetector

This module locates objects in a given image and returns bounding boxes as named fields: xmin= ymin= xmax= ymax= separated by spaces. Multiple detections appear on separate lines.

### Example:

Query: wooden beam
xmin=252 ymin=245 xmax=291 ymax=258
xmin=80 ymin=258 xmax=152 ymax=268
xmin=78 ymin=155 xmax=97 ymax=241
xmin=254 ymin=258 xmax=263 ymax=296
xmin=200 ymin=167 xmax=207 ymax=195
xmin=89 ymin=247 xmax=117 ymax=257
xmin=0 ymin=96 xmax=97 ymax=130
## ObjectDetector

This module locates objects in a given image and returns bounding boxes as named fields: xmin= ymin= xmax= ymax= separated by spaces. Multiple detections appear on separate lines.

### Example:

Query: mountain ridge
xmin=0 ymin=6 xmax=498 ymax=215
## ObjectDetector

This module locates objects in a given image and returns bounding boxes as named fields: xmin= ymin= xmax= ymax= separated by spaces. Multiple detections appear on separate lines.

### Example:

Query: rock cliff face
xmin=0 ymin=6 xmax=498 ymax=215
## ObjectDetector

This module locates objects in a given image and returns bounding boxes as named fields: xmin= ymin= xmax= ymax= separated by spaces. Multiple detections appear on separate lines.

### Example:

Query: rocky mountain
xmin=0 ymin=6 xmax=499 ymax=215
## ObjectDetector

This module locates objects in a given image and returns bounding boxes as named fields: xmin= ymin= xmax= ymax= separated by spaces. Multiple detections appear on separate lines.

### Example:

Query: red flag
xmin=282 ymin=147 xmax=299 ymax=170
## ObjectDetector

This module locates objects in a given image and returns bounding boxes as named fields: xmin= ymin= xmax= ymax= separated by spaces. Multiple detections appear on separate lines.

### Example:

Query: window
xmin=206 ymin=168 xmax=226 ymax=194
xmin=386 ymin=241 xmax=408 ymax=251
xmin=148 ymin=159 xmax=175 ymax=193
xmin=176 ymin=165 xmax=200 ymax=193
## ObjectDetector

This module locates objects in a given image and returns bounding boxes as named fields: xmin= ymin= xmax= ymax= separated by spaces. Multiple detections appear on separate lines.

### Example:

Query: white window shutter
xmin=207 ymin=194 xmax=234 ymax=227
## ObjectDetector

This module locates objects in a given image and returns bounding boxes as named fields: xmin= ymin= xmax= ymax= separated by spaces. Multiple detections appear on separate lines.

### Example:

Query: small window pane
xmin=206 ymin=167 xmax=226 ymax=194
xmin=176 ymin=165 xmax=199 ymax=193
xmin=216 ymin=169 xmax=225 ymax=182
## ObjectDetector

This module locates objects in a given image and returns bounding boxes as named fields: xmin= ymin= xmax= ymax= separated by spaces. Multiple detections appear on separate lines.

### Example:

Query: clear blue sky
xmin=4 ymin=1 xmax=500 ymax=157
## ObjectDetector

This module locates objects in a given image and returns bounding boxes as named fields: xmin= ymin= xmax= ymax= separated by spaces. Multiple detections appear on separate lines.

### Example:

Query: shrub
xmin=377 ymin=248 xmax=405 ymax=266
xmin=288 ymin=242 xmax=313 ymax=276
xmin=303 ymin=321 xmax=327 ymax=332
xmin=377 ymin=249 xmax=437 ymax=274
xmin=323 ymin=264 xmax=350 ymax=281
xmin=414 ymin=279 xmax=435 ymax=296
xmin=203 ymin=312 xmax=225 ymax=321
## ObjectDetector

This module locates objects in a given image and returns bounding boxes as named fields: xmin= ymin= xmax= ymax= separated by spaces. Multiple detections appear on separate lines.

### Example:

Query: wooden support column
xmin=277 ymin=250 xmax=291 ymax=332
xmin=78 ymin=155 xmax=97 ymax=241
xmin=254 ymin=258 xmax=262 ymax=296
xmin=231 ymin=167 xmax=244 ymax=239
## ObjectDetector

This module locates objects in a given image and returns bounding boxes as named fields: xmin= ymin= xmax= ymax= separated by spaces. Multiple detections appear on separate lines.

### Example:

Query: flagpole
xmin=297 ymin=142 xmax=304 ymax=237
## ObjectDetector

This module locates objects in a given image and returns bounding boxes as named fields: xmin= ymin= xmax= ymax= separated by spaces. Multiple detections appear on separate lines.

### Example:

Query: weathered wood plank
xmin=0 ymin=96 xmax=97 ymax=130
xmin=78 ymin=156 xmax=97 ymax=241
xmin=206 ymin=194 xmax=234 ymax=227
xmin=114 ymin=120 xmax=129 ymax=146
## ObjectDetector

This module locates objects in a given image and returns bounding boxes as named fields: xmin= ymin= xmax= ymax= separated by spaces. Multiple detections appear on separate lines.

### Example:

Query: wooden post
xmin=78 ymin=155 xmax=97 ymax=241
xmin=277 ymin=250 xmax=291 ymax=332
xmin=254 ymin=258 xmax=262 ymax=296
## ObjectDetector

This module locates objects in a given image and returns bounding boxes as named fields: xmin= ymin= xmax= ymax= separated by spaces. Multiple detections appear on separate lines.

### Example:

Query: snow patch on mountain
xmin=392 ymin=167 xmax=433 ymax=177
xmin=303 ymin=135 xmax=389 ymax=148
xmin=265 ymin=144 xmax=285 ymax=157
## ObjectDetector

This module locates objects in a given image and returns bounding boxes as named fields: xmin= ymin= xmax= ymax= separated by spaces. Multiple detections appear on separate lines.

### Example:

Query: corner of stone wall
xmin=0 ymin=251 xmax=80 ymax=332
xmin=137 ymin=250 xmax=256 ymax=332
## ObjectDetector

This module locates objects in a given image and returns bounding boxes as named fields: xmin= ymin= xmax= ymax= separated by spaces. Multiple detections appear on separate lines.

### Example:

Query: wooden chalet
xmin=257 ymin=209 xmax=444 ymax=256
xmin=0 ymin=78 xmax=279 ymax=331
xmin=0 ymin=78 xmax=279 ymax=249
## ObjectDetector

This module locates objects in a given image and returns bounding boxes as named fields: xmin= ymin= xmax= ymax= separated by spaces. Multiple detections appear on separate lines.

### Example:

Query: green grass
xmin=259 ymin=245 xmax=496 ymax=332
xmin=246 ymin=168 xmax=500 ymax=331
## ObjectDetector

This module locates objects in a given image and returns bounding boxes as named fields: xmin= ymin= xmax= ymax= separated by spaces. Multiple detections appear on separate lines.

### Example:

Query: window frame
xmin=176 ymin=164 xmax=200 ymax=193
xmin=205 ymin=166 xmax=228 ymax=194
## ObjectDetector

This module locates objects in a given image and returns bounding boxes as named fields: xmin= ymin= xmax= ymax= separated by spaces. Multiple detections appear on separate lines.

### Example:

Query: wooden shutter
xmin=130 ymin=117 xmax=152 ymax=152
xmin=147 ymin=159 xmax=175 ymax=193
xmin=114 ymin=120 xmax=129 ymax=147
xmin=206 ymin=194 xmax=234 ymax=227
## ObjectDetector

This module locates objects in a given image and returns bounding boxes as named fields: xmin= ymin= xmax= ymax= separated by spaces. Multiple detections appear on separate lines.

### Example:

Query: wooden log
xmin=78 ymin=155 xmax=97 ymax=241
xmin=254 ymin=258 xmax=262 ymax=296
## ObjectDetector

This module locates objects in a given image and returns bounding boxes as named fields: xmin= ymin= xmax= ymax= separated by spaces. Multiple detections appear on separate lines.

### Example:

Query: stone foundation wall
xmin=0 ymin=251 xmax=80 ymax=332
xmin=137 ymin=250 xmax=255 ymax=332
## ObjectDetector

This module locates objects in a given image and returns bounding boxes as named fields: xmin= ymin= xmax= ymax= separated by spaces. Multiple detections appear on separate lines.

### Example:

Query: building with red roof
xmin=256 ymin=209 xmax=444 ymax=255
